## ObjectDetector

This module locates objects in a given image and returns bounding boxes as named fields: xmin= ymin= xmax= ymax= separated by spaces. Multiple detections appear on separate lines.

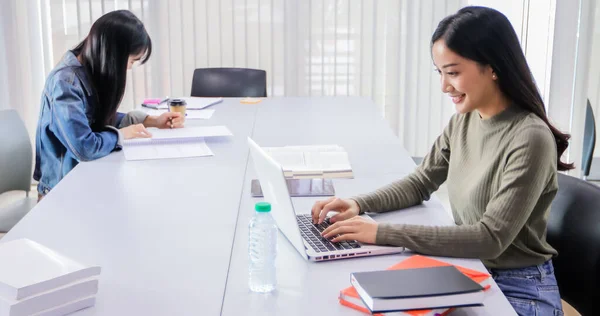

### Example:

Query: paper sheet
xmin=146 ymin=109 xmax=215 ymax=120
xmin=122 ymin=126 xmax=231 ymax=160
xmin=123 ymin=138 xmax=214 ymax=161
xmin=124 ymin=126 xmax=232 ymax=145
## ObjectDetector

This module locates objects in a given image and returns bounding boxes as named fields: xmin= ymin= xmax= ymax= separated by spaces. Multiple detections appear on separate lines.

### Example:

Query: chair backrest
xmin=0 ymin=110 xmax=33 ymax=195
xmin=582 ymin=99 xmax=596 ymax=177
xmin=547 ymin=173 xmax=600 ymax=315
xmin=190 ymin=68 xmax=267 ymax=98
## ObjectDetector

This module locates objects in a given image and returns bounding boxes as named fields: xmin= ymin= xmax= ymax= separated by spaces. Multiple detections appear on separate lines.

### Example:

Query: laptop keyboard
xmin=296 ymin=214 xmax=361 ymax=253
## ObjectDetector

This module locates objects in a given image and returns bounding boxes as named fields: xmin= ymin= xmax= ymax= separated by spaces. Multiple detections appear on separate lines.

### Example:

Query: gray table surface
xmin=4 ymin=97 xmax=515 ymax=315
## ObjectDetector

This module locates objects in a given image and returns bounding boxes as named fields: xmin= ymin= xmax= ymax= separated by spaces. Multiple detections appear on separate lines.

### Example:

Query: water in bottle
xmin=248 ymin=202 xmax=278 ymax=293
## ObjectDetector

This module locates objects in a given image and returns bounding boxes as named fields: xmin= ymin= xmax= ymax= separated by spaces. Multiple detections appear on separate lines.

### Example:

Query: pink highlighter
xmin=141 ymin=98 xmax=169 ymax=109
xmin=142 ymin=98 xmax=162 ymax=105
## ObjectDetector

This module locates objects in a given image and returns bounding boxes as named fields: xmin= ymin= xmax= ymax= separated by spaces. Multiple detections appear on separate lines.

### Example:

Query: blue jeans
xmin=489 ymin=260 xmax=563 ymax=316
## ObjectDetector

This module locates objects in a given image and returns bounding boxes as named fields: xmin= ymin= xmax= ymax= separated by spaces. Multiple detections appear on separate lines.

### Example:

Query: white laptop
xmin=248 ymin=137 xmax=404 ymax=262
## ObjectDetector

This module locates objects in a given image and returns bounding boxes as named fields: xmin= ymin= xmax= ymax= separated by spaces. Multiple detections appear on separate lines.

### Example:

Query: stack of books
xmin=0 ymin=239 xmax=100 ymax=316
xmin=339 ymin=255 xmax=491 ymax=315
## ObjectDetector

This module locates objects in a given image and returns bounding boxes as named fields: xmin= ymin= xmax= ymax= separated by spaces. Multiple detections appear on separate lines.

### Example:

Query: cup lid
xmin=168 ymin=98 xmax=187 ymax=106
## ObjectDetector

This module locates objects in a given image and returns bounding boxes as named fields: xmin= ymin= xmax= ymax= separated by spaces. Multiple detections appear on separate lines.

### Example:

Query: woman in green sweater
xmin=312 ymin=6 xmax=570 ymax=316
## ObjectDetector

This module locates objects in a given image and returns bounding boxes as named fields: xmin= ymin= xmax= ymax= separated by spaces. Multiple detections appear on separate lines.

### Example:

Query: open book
xmin=263 ymin=145 xmax=353 ymax=179
xmin=122 ymin=126 xmax=232 ymax=161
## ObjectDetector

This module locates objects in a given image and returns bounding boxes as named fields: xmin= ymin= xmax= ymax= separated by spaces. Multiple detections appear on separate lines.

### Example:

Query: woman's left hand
xmin=145 ymin=112 xmax=185 ymax=129
xmin=321 ymin=217 xmax=378 ymax=244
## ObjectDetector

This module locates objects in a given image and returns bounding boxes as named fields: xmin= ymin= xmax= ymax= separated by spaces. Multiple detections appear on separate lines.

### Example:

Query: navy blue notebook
xmin=350 ymin=265 xmax=485 ymax=312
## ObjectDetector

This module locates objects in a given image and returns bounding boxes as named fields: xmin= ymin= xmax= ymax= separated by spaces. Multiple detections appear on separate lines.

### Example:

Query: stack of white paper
xmin=0 ymin=239 xmax=101 ymax=316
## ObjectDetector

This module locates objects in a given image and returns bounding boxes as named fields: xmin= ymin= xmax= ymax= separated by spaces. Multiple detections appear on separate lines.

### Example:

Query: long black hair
xmin=432 ymin=6 xmax=574 ymax=171
xmin=73 ymin=10 xmax=151 ymax=131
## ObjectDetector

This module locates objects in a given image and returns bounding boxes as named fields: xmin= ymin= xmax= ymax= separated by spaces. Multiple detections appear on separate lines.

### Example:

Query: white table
xmin=4 ymin=97 xmax=515 ymax=315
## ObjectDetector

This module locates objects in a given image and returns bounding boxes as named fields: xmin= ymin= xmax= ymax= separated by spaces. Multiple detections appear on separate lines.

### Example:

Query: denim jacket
xmin=34 ymin=51 xmax=147 ymax=195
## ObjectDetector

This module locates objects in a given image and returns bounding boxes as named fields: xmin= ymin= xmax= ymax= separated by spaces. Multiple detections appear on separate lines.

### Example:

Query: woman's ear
xmin=487 ymin=65 xmax=497 ymax=80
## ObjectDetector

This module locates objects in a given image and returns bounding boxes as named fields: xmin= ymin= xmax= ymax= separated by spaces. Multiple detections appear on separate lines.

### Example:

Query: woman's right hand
xmin=120 ymin=123 xmax=152 ymax=140
xmin=311 ymin=197 xmax=360 ymax=224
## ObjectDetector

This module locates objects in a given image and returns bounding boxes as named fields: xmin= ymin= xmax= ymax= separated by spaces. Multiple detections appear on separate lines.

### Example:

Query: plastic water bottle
xmin=248 ymin=202 xmax=278 ymax=293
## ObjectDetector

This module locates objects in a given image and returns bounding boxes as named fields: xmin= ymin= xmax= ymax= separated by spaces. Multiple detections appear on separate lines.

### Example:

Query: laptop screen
xmin=247 ymin=137 xmax=309 ymax=260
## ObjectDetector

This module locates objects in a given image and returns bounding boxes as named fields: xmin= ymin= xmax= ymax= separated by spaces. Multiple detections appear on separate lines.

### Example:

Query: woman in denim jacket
xmin=34 ymin=10 xmax=183 ymax=199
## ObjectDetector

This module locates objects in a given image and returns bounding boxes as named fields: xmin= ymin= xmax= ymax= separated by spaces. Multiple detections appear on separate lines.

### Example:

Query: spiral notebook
xmin=122 ymin=126 xmax=232 ymax=161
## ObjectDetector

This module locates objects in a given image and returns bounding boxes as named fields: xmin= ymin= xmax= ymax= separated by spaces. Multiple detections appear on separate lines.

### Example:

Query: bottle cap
xmin=255 ymin=202 xmax=271 ymax=212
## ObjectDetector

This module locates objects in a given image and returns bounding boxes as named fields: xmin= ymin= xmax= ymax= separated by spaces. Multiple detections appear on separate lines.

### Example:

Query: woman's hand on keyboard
xmin=311 ymin=197 xmax=360 ymax=224
xmin=321 ymin=217 xmax=378 ymax=244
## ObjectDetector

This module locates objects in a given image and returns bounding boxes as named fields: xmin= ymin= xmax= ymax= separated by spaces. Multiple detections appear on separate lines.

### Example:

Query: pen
xmin=159 ymin=97 xmax=170 ymax=105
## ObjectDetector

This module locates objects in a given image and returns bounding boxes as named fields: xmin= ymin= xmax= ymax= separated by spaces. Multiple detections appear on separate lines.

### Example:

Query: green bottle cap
xmin=255 ymin=202 xmax=271 ymax=212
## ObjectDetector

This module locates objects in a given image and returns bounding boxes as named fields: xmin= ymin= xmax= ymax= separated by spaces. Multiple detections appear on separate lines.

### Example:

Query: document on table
xmin=145 ymin=109 xmax=215 ymax=120
xmin=122 ymin=126 xmax=232 ymax=161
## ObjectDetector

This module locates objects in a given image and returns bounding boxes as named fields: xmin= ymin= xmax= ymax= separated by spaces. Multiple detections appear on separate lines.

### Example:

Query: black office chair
xmin=582 ymin=100 xmax=596 ymax=180
xmin=190 ymin=68 xmax=267 ymax=98
xmin=547 ymin=173 xmax=600 ymax=316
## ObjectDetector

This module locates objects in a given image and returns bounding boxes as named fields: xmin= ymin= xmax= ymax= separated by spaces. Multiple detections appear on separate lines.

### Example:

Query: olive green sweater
xmin=353 ymin=106 xmax=558 ymax=269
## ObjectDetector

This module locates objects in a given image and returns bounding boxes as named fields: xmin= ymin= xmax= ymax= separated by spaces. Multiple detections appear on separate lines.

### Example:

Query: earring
xmin=492 ymin=73 xmax=497 ymax=80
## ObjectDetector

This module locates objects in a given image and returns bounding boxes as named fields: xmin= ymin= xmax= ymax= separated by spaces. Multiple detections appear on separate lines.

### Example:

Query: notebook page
xmin=146 ymin=109 xmax=215 ymax=119
xmin=124 ymin=126 xmax=232 ymax=145
xmin=123 ymin=138 xmax=214 ymax=160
